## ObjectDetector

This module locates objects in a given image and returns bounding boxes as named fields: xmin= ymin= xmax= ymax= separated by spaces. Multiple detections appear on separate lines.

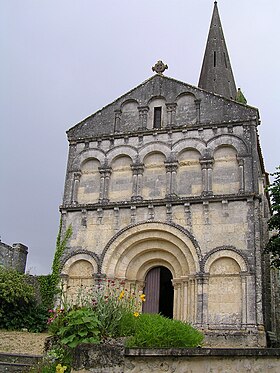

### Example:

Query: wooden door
xmin=142 ymin=267 xmax=160 ymax=313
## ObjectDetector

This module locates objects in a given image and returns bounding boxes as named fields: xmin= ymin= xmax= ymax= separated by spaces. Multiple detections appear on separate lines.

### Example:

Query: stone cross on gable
xmin=152 ymin=60 xmax=168 ymax=75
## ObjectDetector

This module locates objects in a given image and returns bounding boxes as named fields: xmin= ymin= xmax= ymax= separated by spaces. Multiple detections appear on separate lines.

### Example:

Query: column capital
xmin=164 ymin=161 xmax=178 ymax=173
xmin=73 ymin=171 xmax=81 ymax=180
xmin=131 ymin=163 xmax=144 ymax=175
xmin=165 ymin=102 xmax=177 ymax=112
xmin=199 ymin=158 xmax=214 ymax=169
xmin=99 ymin=167 xmax=112 ymax=176
xmin=138 ymin=106 xmax=149 ymax=114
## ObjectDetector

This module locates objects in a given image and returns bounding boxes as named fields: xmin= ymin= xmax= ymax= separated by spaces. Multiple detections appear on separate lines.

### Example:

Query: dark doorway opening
xmin=143 ymin=266 xmax=173 ymax=318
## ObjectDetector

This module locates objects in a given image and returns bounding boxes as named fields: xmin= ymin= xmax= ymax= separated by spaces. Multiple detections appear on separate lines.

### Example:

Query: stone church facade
xmin=59 ymin=3 xmax=275 ymax=347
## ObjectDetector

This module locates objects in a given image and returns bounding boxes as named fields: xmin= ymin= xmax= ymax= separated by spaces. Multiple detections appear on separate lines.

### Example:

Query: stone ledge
xmin=125 ymin=347 xmax=280 ymax=357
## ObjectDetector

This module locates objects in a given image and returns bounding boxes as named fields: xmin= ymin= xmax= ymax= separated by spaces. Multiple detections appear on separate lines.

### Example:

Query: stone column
xmin=240 ymin=272 xmax=248 ymax=327
xmin=98 ymin=167 xmax=112 ymax=203
xmin=200 ymin=159 xmax=213 ymax=195
xmin=173 ymin=280 xmax=182 ymax=320
xmin=196 ymin=274 xmax=204 ymax=327
xmin=166 ymin=103 xmax=177 ymax=128
xmin=72 ymin=171 xmax=81 ymax=204
xmin=138 ymin=106 xmax=149 ymax=129
xmin=165 ymin=161 xmax=178 ymax=197
xmin=194 ymin=99 xmax=201 ymax=124
xmin=131 ymin=163 xmax=144 ymax=201
xmin=200 ymin=160 xmax=208 ymax=194
xmin=207 ymin=160 xmax=213 ymax=194
xmin=182 ymin=277 xmax=189 ymax=322
xmin=114 ymin=109 xmax=122 ymax=132
xmin=237 ymin=157 xmax=245 ymax=193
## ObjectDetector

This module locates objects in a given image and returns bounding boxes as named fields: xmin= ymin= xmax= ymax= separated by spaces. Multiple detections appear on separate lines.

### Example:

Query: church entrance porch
xmin=143 ymin=266 xmax=174 ymax=318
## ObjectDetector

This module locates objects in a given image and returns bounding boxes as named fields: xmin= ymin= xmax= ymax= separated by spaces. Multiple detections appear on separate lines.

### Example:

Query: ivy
xmin=37 ymin=220 xmax=72 ymax=310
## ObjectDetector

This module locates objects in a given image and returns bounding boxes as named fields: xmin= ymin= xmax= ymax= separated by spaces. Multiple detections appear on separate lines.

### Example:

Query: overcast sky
xmin=1 ymin=0 xmax=279 ymax=274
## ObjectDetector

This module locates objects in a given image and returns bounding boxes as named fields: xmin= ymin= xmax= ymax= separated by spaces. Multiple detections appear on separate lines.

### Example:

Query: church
xmin=59 ymin=2 xmax=277 ymax=347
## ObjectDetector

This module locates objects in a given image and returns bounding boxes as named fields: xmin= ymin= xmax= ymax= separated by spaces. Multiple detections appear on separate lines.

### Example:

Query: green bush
xmin=56 ymin=308 xmax=101 ymax=348
xmin=125 ymin=313 xmax=204 ymax=348
xmin=0 ymin=267 xmax=48 ymax=332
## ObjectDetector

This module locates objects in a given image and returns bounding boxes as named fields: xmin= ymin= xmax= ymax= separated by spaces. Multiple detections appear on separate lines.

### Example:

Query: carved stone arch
xmin=120 ymin=99 xmax=139 ymax=131
xmin=204 ymin=247 xmax=248 ymax=327
xmin=72 ymin=148 xmax=106 ymax=171
xmin=203 ymin=246 xmax=249 ymax=274
xmin=175 ymin=91 xmax=197 ymax=101
xmin=61 ymin=250 xmax=100 ymax=275
xmin=108 ymin=151 xmax=135 ymax=202
xmin=206 ymin=134 xmax=249 ymax=157
xmin=147 ymin=96 xmax=167 ymax=129
xmin=60 ymin=251 xmax=99 ymax=303
xmin=120 ymin=98 xmax=139 ymax=110
xmin=147 ymin=95 xmax=167 ymax=105
xmin=76 ymin=156 xmax=102 ymax=204
xmin=210 ymin=139 xmax=242 ymax=195
xmin=100 ymin=221 xmax=201 ymax=277
xmin=138 ymin=142 xmax=170 ymax=163
xmin=174 ymin=142 xmax=204 ymax=197
xmin=175 ymin=92 xmax=197 ymax=125
xmin=172 ymin=138 xmax=206 ymax=157
xmin=106 ymin=145 xmax=137 ymax=165
xmin=100 ymin=221 xmax=201 ymax=321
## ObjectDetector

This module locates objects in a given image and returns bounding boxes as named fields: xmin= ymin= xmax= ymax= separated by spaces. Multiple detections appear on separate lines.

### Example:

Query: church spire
xmin=198 ymin=1 xmax=237 ymax=100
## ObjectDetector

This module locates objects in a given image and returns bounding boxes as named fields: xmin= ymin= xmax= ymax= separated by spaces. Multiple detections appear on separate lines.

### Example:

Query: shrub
xmin=125 ymin=313 xmax=204 ymax=348
xmin=56 ymin=307 xmax=101 ymax=348
xmin=0 ymin=267 xmax=48 ymax=331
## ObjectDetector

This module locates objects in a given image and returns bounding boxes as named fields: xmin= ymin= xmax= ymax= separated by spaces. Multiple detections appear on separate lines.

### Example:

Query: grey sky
xmin=1 ymin=0 xmax=279 ymax=274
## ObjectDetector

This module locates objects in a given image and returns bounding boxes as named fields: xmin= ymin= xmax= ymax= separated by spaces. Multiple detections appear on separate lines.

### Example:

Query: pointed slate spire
xmin=198 ymin=1 xmax=237 ymax=100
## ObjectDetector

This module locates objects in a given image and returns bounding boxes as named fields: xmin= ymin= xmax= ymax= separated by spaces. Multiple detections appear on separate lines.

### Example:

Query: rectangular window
xmin=153 ymin=107 xmax=162 ymax=128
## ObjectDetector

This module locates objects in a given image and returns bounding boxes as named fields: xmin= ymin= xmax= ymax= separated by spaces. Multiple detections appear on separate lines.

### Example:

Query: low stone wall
xmin=72 ymin=346 xmax=280 ymax=373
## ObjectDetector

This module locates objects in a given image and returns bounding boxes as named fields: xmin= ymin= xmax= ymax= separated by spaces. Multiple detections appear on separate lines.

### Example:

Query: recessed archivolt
xmin=115 ymin=238 xmax=189 ymax=280
xmin=207 ymin=134 xmax=248 ymax=156
xmin=204 ymin=248 xmax=248 ymax=274
xmin=61 ymin=252 xmax=98 ymax=276
xmin=172 ymin=138 xmax=206 ymax=156
xmin=101 ymin=222 xmax=200 ymax=280
xmin=139 ymin=142 xmax=170 ymax=162
xmin=106 ymin=145 xmax=137 ymax=164
xmin=73 ymin=148 xmax=105 ymax=170
xmin=120 ymin=99 xmax=139 ymax=110
xmin=175 ymin=91 xmax=196 ymax=101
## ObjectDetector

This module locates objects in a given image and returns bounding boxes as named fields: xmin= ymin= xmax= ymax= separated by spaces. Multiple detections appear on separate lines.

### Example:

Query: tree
xmin=266 ymin=167 xmax=280 ymax=268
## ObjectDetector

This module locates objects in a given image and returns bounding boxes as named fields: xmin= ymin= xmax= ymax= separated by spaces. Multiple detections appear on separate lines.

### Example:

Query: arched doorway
xmin=143 ymin=266 xmax=174 ymax=318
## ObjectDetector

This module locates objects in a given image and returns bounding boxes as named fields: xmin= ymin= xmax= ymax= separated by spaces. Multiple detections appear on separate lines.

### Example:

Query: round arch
xmin=72 ymin=148 xmax=106 ymax=170
xmin=101 ymin=222 xmax=200 ymax=280
xmin=204 ymin=248 xmax=248 ymax=274
xmin=61 ymin=252 xmax=99 ymax=276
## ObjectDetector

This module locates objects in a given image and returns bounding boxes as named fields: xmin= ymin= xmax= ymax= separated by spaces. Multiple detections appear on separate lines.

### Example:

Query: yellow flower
xmin=133 ymin=312 xmax=139 ymax=317
xmin=119 ymin=290 xmax=125 ymax=300
xmin=140 ymin=294 xmax=146 ymax=302
xmin=56 ymin=363 xmax=67 ymax=373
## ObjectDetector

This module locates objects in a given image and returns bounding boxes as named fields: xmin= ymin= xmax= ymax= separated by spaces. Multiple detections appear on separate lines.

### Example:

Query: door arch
xmin=143 ymin=266 xmax=174 ymax=318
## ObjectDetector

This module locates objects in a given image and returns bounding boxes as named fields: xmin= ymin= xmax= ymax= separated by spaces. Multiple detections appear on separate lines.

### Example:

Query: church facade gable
xmin=59 ymin=3 xmax=274 ymax=348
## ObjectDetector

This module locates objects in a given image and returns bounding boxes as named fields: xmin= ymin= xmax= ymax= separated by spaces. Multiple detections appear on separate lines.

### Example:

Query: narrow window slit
xmin=153 ymin=107 xmax=162 ymax=129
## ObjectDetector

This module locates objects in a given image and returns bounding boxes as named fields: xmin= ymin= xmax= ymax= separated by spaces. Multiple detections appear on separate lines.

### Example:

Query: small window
xmin=214 ymin=51 xmax=216 ymax=67
xmin=224 ymin=52 xmax=227 ymax=68
xmin=153 ymin=107 xmax=162 ymax=128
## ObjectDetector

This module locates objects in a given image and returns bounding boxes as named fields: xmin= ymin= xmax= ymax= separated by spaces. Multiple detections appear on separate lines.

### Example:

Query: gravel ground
xmin=0 ymin=330 xmax=50 ymax=355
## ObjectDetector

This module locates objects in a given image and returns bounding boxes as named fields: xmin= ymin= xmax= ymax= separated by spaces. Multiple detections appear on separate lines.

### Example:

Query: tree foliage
xmin=0 ymin=267 xmax=48 ymax=331
xmin=266 ymin=167 xmax=280 ymax=268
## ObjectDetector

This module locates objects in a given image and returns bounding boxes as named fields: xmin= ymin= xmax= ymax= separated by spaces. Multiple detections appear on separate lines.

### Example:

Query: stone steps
xmin=0 ymin=352 xmax=43 ymax=372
